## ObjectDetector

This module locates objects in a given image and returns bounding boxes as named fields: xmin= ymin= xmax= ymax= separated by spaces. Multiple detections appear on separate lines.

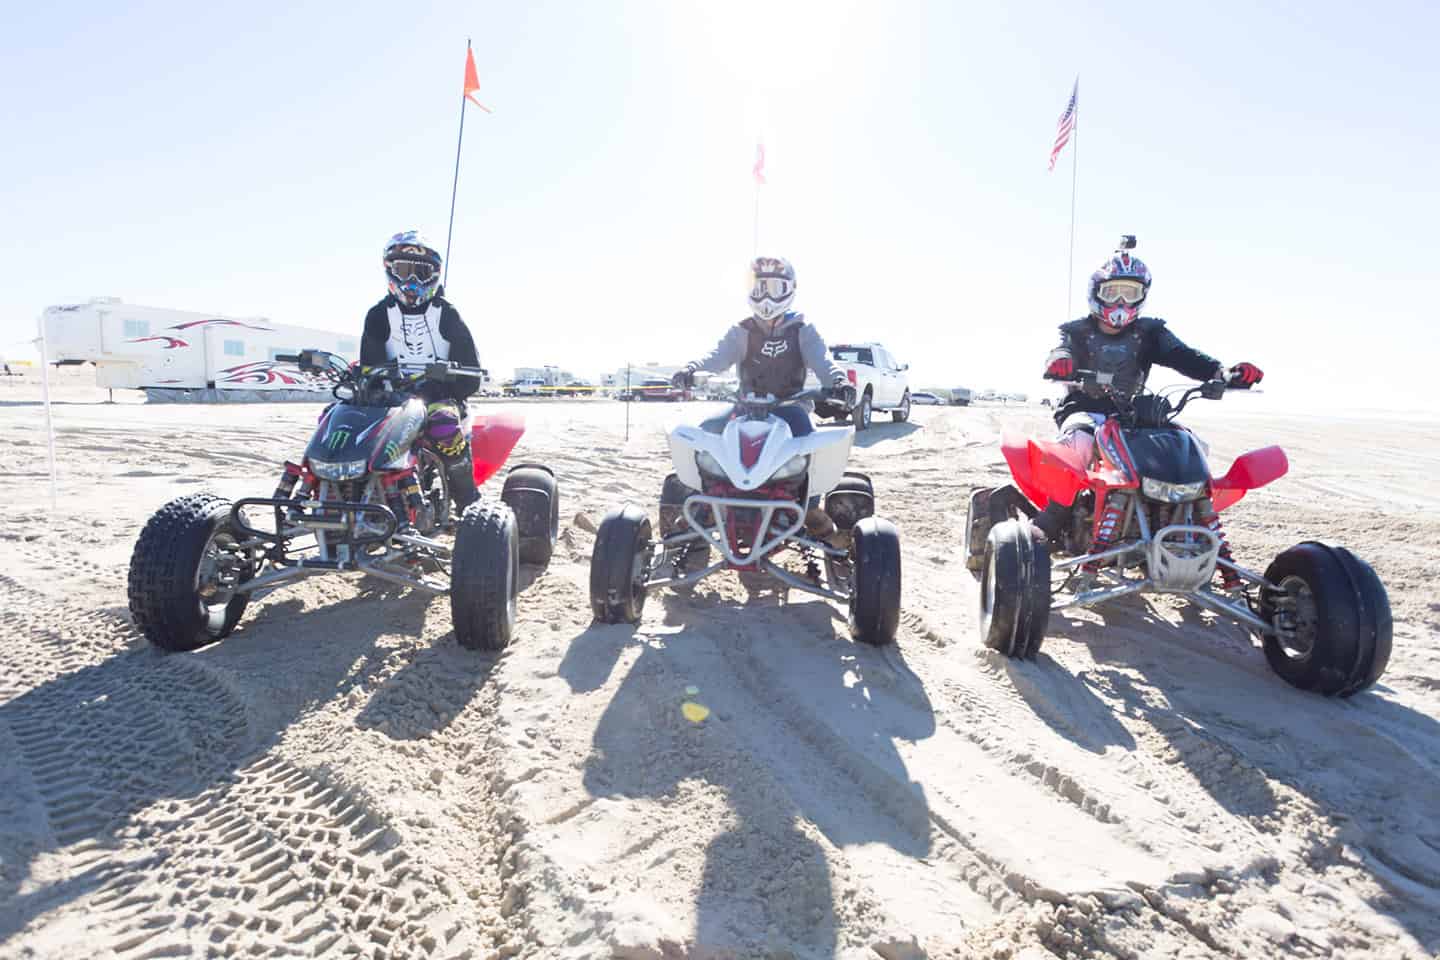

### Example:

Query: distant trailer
xmin=949 ymin=387 xmax=973 ymax=406
xmin=40 ymin=298 xmax=359 ymax=401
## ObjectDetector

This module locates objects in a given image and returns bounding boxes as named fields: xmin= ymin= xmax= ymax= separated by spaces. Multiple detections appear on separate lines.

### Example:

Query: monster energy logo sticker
xmin=325 ymin=427 xmax=351 ymax=451
xmin=382 ymin=440 xmax=402 ymax=462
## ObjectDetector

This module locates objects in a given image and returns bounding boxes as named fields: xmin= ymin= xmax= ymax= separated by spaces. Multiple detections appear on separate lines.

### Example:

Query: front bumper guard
xmin=682 ymin=494 xmax=806 ymax=568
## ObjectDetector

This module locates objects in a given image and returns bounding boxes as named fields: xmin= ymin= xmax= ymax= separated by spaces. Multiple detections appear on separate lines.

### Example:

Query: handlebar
xmin=1050 ymin=369 xmax=1242 ymax=426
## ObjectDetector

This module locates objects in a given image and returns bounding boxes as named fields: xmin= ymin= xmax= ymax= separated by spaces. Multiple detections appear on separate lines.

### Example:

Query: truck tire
xmin=451 ymin=500 xmax=519 ymax=651
xmin=892 ymin=391 xmax=911 ymax=423
xmin=854 ymin=390 xmax=873 ymax=431
xmin=128 ymin=493 xmax=251 ymax=652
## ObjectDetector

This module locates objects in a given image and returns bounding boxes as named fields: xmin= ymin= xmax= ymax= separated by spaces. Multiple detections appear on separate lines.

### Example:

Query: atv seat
xmin=700 ymin=404 xmax=814 ymax=437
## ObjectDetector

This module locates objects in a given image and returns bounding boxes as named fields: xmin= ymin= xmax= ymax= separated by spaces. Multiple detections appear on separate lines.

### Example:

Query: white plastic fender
xmin=669 ymin=415 xmax=854 ymax=497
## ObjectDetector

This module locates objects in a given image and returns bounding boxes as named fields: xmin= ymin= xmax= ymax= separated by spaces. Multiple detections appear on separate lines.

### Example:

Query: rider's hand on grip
xmin=1227 ymin=362 xmax=1263 ymax=389
xmin=671 ymin=366 xmax=695 ymax=389
xmin=1044 ymin=356 xmax=1074 ymax=380
xmin=826 ymin=382 xmax=858 ymax=410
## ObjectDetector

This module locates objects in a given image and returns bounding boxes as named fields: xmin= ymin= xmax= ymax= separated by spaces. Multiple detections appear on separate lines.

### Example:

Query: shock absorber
xmin=1084 ymin=493 xmax=1129 ymax=574
xmin=272 ymin=460 xmax=303 ymax=500
xmin=1196 ymin=497 xmax=1241 ymax=590
xmin=381 ymin=473 xmax=413 ymax=532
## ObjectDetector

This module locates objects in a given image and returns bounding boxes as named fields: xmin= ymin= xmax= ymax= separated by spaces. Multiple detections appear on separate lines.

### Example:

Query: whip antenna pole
xmin=443 ymin=38 xmax=472 ymax=289
xmin=1065 ymin=79 xmax=1080 ymax=319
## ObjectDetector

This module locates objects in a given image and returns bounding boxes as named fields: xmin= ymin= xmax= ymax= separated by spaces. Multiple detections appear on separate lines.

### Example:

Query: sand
xmin=1 ymin=366 xmax=1438 ymax=959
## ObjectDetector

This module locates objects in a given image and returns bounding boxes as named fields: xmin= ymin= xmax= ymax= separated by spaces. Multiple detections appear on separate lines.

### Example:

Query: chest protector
xmin=1078 ymin=323 xmax=1148 ymax=397
xmin=740 ymin=319 xmax=805 ymax=398
xmin=384 ymin=302 xmax=449 ymax=364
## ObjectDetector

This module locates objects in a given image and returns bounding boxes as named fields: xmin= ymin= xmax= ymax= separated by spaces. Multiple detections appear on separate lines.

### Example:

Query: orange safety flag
xmin=463 ymin=47 xmax=493 ymax=113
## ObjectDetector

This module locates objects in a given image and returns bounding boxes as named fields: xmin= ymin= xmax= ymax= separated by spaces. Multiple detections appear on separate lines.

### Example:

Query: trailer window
xmin=223 ymin=339 xmax=245 ymax=357
xmin=122 ymin=319 xmax=149 ymax=338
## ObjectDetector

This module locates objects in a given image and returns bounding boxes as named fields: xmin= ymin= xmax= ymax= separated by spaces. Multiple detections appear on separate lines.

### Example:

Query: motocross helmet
xmin=384 ymin=230 xmax=443 ymax=309
xmin=748 ymin=256 xmax=796 ymax=326
xmin=1088 ymin=239 xmax=1151 ymax=333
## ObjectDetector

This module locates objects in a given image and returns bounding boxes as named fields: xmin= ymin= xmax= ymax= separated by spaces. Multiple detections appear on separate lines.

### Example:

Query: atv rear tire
xmin=825 ymin=473 xmax=875 ymax=532
xmin=965 ymin=487 xmax=1011 ymax=576
xmin=502 ymin=464 xmax=559 ymax=567
xmin=128 ymin=493 xmax=251 ymax=652
xmin=451 ymin=500 xmax=519 ymax=651
xmin=979 ymin=519 xmax=1050 ymax=659
xmin=850 ymin=517 xmax=901 ymax=646
xmin=892 ymin=391 xmax=911 ymax=424
xmin=1258 ymin=542 xmax=1392 ymax=696
xmin=591 ymin=505 xmax=652 ymax=624
xmin=659 ymin=473 xmax=710 ymax=577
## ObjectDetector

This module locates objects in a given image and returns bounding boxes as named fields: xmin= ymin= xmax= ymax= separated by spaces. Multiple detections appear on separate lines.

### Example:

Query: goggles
xmin=749 ymin=276 xmax=793 ymax=301
xmin=1096 ymin=279 xmax=1146 ymax=305
xmin=387 ymin=259 xmax=438 ymax=283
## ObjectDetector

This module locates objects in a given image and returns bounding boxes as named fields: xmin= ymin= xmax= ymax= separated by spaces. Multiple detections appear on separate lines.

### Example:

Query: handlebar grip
xmin=275 ymin=354 xmax=300 ymax=363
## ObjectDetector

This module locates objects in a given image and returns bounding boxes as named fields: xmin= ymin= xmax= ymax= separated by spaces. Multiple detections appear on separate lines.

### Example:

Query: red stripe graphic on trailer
xmin=127 ymin=335 xmax=189 ymax=349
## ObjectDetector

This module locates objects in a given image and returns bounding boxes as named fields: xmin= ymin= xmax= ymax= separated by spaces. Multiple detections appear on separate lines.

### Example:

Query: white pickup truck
xmin=812 ymin=342 xmax=911 ymax=430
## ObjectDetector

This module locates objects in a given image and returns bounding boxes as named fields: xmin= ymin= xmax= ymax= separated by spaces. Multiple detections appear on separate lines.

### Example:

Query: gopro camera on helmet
xmin=1118 ymin=235 xmax=1137 ymax=251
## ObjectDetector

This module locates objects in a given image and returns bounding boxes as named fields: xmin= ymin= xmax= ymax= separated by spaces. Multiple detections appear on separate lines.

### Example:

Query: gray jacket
xmin=690 ymin=313 xmax=842 ymax=404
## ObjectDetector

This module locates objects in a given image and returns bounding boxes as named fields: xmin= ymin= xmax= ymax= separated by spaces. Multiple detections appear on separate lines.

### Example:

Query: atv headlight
xmin=309 ymin=458 xmax=368 ymax=481
xmin=696 ymin=451 xmax=725 ymax=478
xmin=1140 ymin=477 xmax=1207 ymax=502
xmin=768 ymin=454 xmax=809 ymax=481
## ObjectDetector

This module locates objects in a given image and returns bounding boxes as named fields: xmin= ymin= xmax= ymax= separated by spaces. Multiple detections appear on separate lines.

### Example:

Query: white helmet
xmin=748 ymin=256 xmax=796 ymax=323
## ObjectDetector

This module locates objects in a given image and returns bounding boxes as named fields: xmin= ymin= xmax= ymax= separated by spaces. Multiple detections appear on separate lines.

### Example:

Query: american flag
xmin=753 ymin=142 xmax=766 ymax=185
xmin=1048 ymin=79 xmax=1078 ymax=171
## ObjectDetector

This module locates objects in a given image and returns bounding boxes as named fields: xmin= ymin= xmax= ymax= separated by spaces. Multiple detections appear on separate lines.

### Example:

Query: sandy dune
xmin=2 ymin=368 xmax=1438 ymax=959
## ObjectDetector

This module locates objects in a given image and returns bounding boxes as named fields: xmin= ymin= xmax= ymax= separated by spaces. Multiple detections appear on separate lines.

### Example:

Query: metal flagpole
xmin=1065 ymin=78 xmax=1080 ymax=320
xmin=753 ymin=181 xmax=760 ymax=256
xmin=36 ymin=319 xmax=58 ymax=509
xmin=443 ymin=38 xmax=472 ymax=289
xmin=624 ymin=363 xmax=631 ymax=441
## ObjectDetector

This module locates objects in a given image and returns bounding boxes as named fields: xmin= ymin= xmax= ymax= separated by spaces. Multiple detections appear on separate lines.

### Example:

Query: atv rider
xmin=1039 ymin=237 xmax=1264 ymax=586
xmin=360 ymin=231 xmax=481 ymax=514
xmin=671 ymin=256 xmax=856 ymax=436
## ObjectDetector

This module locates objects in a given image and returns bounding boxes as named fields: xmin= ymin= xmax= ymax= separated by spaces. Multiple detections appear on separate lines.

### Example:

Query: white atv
xmin=589 ymin=390 xmax=902 ymax=645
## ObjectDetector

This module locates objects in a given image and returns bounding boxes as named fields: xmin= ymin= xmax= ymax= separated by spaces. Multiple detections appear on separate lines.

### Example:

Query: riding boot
xmin=446 ymin=461 xmax=479 ymax=515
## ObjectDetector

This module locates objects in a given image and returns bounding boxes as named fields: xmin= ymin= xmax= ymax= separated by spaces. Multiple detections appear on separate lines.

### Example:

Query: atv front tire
xmin=850 ymin=517 xmax=901 ymax=646
xmin=979 ymin=519 xmax=1050 ymax=659
xmin=590 ymin=505 xmax=652 ymax=624
xmin=1258 ymin=542 xmax=1392 ymax=696
xmin=502 ymin=464 xmax=559 ymax=567
xmin=451 ymin=500 xmax=519 ymax=651
xmin=128 ymin=493 xmax=251 ymax=652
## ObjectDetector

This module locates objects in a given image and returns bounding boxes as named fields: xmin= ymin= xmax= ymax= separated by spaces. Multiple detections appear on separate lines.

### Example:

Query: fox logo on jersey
xmin=760 ymin=339 xmax=789 ymax=358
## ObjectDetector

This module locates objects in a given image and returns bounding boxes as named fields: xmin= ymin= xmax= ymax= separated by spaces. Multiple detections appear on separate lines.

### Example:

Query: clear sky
xmin=3 ymin=0 xmax=1437 ymax=411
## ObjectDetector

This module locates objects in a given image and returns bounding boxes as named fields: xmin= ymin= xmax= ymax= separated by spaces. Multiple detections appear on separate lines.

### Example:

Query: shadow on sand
xmin=556 ymin=584 xmax=936 ymax=957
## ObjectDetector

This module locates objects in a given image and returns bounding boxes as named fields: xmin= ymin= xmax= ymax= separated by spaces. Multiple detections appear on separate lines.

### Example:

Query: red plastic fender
xmin=470 ymin=413 xmax=527 ymax=487
xmin=1211 ymin=444 xmax=1288 ymax=512
xmin=1001 ymin=429 xmax=1090 ymax=509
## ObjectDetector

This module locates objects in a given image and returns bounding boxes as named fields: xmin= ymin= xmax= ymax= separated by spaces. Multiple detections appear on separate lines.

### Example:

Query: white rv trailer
xmin=40 ymin=298 xmax=360 ymax=399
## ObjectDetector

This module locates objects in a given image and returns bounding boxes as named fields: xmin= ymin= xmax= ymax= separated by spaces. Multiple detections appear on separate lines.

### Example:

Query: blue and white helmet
xmin=748 ymin=256 xmax=796 ymax=323
xmin=384 ymin=230 xmax=442 ymax=309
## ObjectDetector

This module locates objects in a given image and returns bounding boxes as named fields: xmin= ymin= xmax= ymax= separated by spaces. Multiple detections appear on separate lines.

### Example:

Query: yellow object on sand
xmin=681 ymin=701 xmax=710 ymax=723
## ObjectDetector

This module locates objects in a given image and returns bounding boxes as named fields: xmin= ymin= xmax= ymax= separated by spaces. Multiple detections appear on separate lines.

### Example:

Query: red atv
xmin=127 ymin=351 xmax=558 ymax=654
xmin=964 ymin=371 xmax=1391 ymax=697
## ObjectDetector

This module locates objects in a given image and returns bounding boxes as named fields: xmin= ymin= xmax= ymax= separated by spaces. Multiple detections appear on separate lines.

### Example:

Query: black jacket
xmin=1049 ymin=315 xmax=1221 ymax=424
xmin=360 ymin=295 xmax=480 ymax=403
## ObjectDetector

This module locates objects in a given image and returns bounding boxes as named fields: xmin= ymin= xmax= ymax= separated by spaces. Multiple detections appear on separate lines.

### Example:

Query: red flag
xmin=463 ymin=47 xmax=493 ymax=113
xmin=753 ymin=142 xmax=766 ymax=185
